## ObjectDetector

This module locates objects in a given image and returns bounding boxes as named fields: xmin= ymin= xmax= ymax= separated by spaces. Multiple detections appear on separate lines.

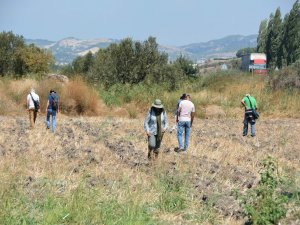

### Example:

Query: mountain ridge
xmin=26 ymin=34 xmax=257 ymax=65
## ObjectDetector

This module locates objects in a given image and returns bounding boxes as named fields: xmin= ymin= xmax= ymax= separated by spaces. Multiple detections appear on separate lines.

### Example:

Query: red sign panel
xmin=254 ymin=59 xmax=266 ymax=64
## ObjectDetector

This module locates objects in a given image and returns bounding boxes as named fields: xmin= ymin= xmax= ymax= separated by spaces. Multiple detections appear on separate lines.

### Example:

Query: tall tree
xmin=16 ymin=44 xmax=53 ymax=73
xmin=174 ymin=55 xmax=197 ymax=76
xmin=115 ymin=38 xmax=135 ymax=84
xmin=266 ymin=9 xmax=282 ymax=69
xmin=257 ymin=19 xmax=268 ymax=53
xmin=72 ymin=51 xmax=95 ymax=74
xmin=0 ymin=31 xmax=25 ymax=75
xmin=278 ymin=13 xmax=290 ymax=68
xmin=0 ymin=31 xmax=53 ymax=76
xmin=89 ymin=37 xmax=170 ymax=88
xmin=83 ymin=51 xmax=94 ymax=73
xmin=284 ymin=0 xmax=300 ymax=65
xmin=72 ymin=56 xmax=85 ymax=73
xmin=273 ymin=8 xmax=283 ymax=68
xmin=266 ymin=13 xmax=274 ymax=68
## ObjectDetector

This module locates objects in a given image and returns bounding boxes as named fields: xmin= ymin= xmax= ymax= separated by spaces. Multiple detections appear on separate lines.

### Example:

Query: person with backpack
xmin=171 ymin=93 xmax=186 ymax=131
xmin=45 ymin=89 xmax=59 ymax=133
xmin=144 ymin=99 xmax=168 ymax=159
xmin=241 ymin=93 xmax=258 ymax=137
xmin=27 ymin=88 xmax=40 ymax=129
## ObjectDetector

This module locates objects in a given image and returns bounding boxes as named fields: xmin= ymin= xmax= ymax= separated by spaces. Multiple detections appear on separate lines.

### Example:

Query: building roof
xmin=249 ymin=53 xmax=266 ymax=60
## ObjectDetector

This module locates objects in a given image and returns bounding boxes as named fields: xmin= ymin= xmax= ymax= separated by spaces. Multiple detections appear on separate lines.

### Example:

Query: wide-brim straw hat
xmin=152 ymin=99 xmax=164 ymax=108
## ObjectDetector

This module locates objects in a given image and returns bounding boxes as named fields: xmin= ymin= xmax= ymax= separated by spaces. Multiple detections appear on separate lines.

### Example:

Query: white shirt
xmin=178 ymin=100 xmax=195 ymax=122
xmin=27 ymin=92 xmax=39 ymax=109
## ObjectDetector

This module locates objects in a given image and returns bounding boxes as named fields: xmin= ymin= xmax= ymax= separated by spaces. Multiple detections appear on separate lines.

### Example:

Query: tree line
xmin=64 ymin=37 xmax=197 ymax=90
xmin=0 ymin=31 xmax=53 ymax=76
xmin=0 ymin=30 xmax=198 ymax=89
xmin=257 ymin=0 xmax=300 ymax=69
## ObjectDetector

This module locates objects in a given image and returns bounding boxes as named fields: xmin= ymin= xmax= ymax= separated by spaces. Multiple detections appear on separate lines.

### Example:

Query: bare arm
xmin=26 ymin=97 xmax=29 ymax=110
xmin=177 ymin=107 xmax=181 ymax=123
xmin=45 ymin=100 xmax=49 ymax=114
xmin=191 ymin=112 xmax=195 ymax=127
xmin=241 ymin=100 xmax=246 ymax=108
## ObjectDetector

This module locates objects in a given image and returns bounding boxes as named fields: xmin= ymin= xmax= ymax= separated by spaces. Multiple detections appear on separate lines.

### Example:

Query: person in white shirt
xmin=26 ymin=88 xmax=40 ymax=129
xmin=176 ymin=94 xmax=195 ymax=152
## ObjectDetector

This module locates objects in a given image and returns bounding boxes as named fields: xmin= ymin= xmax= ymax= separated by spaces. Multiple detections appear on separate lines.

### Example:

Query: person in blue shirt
xmin=45 ymin=89 xmax=59 ymax=133
xmin=175 ymin=94 xmax=186 ymax=115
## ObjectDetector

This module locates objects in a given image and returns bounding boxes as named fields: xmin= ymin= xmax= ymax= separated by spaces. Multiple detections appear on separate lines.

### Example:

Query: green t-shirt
xmin=242 ymin=96 xmax=257 ymax=109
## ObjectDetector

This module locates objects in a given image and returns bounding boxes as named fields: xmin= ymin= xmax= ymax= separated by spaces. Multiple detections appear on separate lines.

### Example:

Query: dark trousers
xmin=243 ymin=110 xmax=256 ymax=136
xmin=148 ymin=135 xmax=162 ymax=159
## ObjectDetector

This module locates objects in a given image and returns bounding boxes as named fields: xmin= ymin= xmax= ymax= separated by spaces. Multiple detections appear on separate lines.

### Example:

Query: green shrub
xmin=237 ymin=157 xmax=289 ymax=225
xmin=269 ymin=60 xmax=300 ymax=90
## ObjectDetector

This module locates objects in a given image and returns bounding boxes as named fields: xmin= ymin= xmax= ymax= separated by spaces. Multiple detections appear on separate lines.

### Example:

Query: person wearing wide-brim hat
xmin=144 ymin=99 xmax=168 ymax=159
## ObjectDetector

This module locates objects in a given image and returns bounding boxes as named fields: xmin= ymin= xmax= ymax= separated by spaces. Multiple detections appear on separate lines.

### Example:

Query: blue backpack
xmin=51 ymin=93 xmax=58 ymax=111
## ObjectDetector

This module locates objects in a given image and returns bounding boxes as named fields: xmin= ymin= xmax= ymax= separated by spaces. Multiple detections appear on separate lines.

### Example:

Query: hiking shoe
xmin=251 ymin=134 xmax=256 ymax=137
xmin=174 ymin=147 xmax=180 ymax=153
xmin=242 ymin=134 xmax=247 ymax=137
xmin=174 ymin=147 xmax=184 ymax=153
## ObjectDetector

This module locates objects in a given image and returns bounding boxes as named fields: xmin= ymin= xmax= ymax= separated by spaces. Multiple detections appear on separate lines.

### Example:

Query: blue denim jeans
xmin=46 ymin=109 xmax=57 ymax=133
xmin=177 ymin=121 xmax=191 ymax=150
xmin=243 ymin=112 xmax=255 ymax=136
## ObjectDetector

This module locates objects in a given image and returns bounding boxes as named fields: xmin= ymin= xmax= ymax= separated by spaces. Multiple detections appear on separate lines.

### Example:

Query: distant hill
xmin=26 ymin=37 xmax=118 ymax=65
xmin=179 ymin=35 xmax=257 ymax=60
xmin=26 ymin=35 xmax=257 ymax=64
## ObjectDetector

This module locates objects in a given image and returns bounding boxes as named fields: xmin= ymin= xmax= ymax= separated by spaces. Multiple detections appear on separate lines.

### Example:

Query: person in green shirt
xmin=241 ymin=94 xmax=257 ymax=137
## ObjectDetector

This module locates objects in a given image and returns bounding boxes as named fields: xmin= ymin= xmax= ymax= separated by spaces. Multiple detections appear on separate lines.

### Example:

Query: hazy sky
xmin=0 ymin=0 xmax=295 ymax=46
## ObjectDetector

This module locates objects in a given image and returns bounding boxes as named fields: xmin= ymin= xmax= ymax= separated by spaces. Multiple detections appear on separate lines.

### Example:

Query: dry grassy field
xmin=0 ymin=74 xmax=299 ymax=224
xmin=0 ymin=112 xmax=299 ymax=224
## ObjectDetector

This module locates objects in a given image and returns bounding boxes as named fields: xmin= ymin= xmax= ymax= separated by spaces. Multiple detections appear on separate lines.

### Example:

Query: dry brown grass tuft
xmin=0 ymin=79 xmax=37 ymax=114
xmin=36 ymin=79 xmax=62 ymax=111
xmin=60 ymin=77 xmax=101 ymax=116
xmin=0 ymin=77 xmax=106 ymax=116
